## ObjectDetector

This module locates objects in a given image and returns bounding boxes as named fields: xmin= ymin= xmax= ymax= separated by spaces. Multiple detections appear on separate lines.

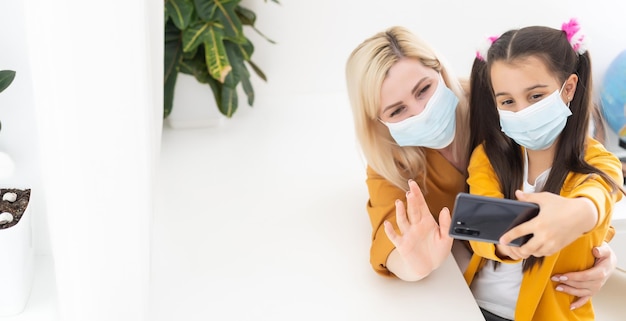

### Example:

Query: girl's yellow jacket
xmin=465 ymin=138 xmax=623 ymax=321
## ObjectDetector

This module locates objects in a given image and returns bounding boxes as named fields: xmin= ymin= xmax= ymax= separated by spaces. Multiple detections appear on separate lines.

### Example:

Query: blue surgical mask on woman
xmin=497 ymin=84 xmax=571 ymax=150
xmin=381 ymin=75 xmax=459 ymax=148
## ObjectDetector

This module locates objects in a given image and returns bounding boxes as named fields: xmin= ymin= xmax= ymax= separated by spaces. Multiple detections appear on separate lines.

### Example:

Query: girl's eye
xmin=389 ymin=106 xmax=406 ymax=118
xmin=530 ymin=93 xmax=544 ymax=101
xmin=499 ymin=99 xmax=513 ymax=106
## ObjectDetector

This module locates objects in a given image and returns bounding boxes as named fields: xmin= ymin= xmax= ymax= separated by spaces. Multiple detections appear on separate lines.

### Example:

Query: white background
xmin=0 ymin=1 xmax=625 ymax=320
xmin=242 ymin=0 xmax=626 ymax=98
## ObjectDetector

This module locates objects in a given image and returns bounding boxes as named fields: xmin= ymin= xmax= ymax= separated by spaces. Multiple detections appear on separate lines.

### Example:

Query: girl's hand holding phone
xmin=499 ymin=190 xmax=598 ymax=258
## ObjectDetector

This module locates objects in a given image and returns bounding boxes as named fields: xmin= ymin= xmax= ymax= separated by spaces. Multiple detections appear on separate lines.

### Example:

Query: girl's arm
xmin=499 ymin=141 xmax=623 ymax=257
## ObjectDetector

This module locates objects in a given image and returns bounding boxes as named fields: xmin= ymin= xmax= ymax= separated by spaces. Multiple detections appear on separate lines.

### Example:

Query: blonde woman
xmin=345 ymin=26 xmax=617 ymax=309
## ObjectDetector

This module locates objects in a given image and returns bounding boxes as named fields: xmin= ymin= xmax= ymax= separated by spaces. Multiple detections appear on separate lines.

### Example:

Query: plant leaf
xmin=223 ymin=41 xmax=243 ymax=88
xmin=219 ymin=85 xmax=238 ymax=117
xmin=182 ymin=20 xmax=212 ymax=53
xmin=235 ymin=6 xmax=275 ymax=44
xmin=0 ymin=70 xmax=16 ymax=94
xmin=164 ymin=21 xmax=183 ymax=118
xmin=165 ymin=20 xmax=182 ymax=82
xmin=165 ymin=0 xmax=194 ymax=30
xmin=203 ymin=26 xmax=231 ymax=83
xmin=237 ymin=37 xmax=254 ymax=61
xmin=163 ymin=68 xmax=178 ymax=118
xmin=245 ymin=59 xmax=267 ymax=82
xmin=235 ymin=5 xmax=256 ymax=26
xmin=240 ymin=65 xmax=254 ymax=106
xmin=195 ymin=0 xmax=241 ymax=39
xmin=204 ymin=75 xmax=222 ymax=108
xmin=224 ymin=41 xmax=254 ymax=108
xmin=179 ymin=53 xmax=206 ymax=78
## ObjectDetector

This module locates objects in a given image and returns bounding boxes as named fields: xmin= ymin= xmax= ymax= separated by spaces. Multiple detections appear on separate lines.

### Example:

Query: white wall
xmin=19 ymin=0 xmax=161 ymax=320
xmin=240 ymin=0 xmax=626 ymax=104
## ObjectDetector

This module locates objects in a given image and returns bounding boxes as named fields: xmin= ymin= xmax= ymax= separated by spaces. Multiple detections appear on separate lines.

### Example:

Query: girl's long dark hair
xmin=468 ymin=26 xmax=622 ymax=272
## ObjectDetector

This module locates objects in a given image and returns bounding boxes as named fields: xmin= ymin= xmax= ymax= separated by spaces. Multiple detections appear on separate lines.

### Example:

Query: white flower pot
xmin=0 ymin=189 xmax=34 ymax=317
xmin=165 ymin=73 xmax=225 ymax=129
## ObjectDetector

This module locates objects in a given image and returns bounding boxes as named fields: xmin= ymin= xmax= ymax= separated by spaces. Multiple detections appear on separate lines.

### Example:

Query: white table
xmin=149 ymin=92 xmax=484 ymax=320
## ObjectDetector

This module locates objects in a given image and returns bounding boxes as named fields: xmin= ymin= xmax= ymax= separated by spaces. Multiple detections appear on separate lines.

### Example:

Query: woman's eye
xmin=389 ymin=106 xmax=406 ymax=118
xmin=416 ymin=84 xmax=431 ymax=98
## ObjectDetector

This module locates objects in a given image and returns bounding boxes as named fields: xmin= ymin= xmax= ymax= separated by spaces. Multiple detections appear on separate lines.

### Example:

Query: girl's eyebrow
xmin=494 ymin=84 xmax=549 ymax=97
xmin=381 ymin=77 xmax=429 ymax=113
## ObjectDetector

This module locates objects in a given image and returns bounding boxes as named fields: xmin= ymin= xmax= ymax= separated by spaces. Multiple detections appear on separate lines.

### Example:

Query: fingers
xmin=499 ymin=222 xmax=533 ymax=247
xmin=407 ymin=180 xmax=430 ymax=223
xmin=515 ymin=189 xmax=528 ymax=202
xmin=395 ymin=199 xmax=409 ymax=234
xmin=383 ymin=221 xmax=400 ymax=247
xmin=569 ymin=296 xmax=590 ymax=310
xmin=549 ymin=245 xmax=615 ymax=300
xmin=592 ymin=242 xmax=612 ymax=260
xmin=500 ymin=191 xmax=538 ymax=248
xmin=502 ymin=245 xmax=526 ymax=260
xmin=554 ymin=282 xmax=594 ymax=297
xmin=495 ymin=244 xmax=515 ymax=260
xmin=438 ymin=207 xmax=453 ymax=242
xmin=553 ymin=272 xmax=594 ymax=310
xmin=592 ymin=246 xmax=604 ymax=258
xmin=551 ymin=269 xmax=600 ymax=285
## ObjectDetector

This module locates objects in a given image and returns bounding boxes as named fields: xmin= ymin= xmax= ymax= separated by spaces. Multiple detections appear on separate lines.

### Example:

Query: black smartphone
xmin=449 ymin=193 xmax=539 ymax=246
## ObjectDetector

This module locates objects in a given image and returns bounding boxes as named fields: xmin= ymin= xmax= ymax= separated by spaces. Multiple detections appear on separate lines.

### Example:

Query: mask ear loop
xmin=559 ymin=81 xmax=572 ymax=108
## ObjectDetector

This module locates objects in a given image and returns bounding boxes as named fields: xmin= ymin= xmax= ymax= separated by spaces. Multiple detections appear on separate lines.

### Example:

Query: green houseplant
xmin=164 ymin=0 xmax=278 ymax=119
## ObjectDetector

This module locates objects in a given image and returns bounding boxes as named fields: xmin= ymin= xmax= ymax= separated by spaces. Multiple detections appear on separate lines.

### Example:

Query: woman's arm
xmin=551 ymin=242 xmax=617 ymax=310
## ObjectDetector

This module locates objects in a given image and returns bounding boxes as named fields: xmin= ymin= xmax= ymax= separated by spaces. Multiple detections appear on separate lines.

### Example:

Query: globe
xmin=600 ymin=49 xmax=626 ymax=147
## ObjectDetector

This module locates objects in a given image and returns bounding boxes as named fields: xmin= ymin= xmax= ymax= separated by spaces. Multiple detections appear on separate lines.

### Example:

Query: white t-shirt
xmin=470 ymin=151 xmax=550 ymax=320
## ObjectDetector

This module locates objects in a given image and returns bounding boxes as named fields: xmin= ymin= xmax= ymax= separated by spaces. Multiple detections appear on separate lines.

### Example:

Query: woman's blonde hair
xmin=345 ymin=26 xmax=469 ymax=191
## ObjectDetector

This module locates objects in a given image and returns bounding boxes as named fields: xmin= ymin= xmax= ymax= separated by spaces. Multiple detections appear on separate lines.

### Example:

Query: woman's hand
xmin=383 ymin=180 xmax=454 ymax=281
xmin=498 ymin=190 xmax=598 ymax=258
xmin=551 ymin=242 xmax=617 ymax=310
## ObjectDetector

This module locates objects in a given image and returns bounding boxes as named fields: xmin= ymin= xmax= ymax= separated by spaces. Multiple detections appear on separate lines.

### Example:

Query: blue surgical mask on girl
xmin=497 ymin=83 xmax=571 ymax=150
xmin=382 ymin=75 xmax=459 ymax=148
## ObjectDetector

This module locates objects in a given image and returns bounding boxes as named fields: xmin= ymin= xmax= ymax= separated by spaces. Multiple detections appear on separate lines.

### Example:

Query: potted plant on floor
xmin=0 ymin=69 xmax=34 ymax=316
xmin=164 ymin=0 xmax=279 ymax=127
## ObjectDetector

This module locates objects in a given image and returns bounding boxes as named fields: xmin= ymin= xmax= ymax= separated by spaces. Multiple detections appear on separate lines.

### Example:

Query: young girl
xmin=465 ymin=19 xmax=623 ymax=321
